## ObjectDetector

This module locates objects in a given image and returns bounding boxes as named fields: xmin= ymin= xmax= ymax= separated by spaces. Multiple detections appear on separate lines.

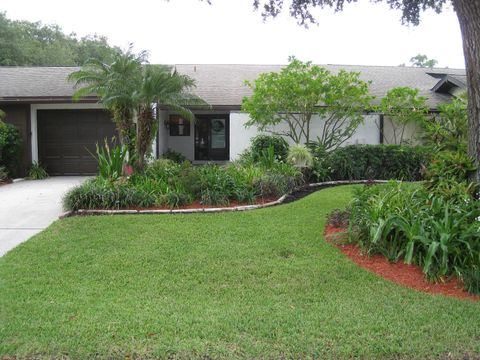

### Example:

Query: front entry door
xmin=194 ymin=115 xmax=229 ymax=161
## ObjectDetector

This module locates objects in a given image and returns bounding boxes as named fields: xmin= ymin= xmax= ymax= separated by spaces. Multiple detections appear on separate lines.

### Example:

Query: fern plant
xmin=287 ymin=144 xmax=314 ymax=168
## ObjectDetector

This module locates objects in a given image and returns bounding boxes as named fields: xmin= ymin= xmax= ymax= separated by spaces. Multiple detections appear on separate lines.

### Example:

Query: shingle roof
xmin=0 ymin=67 xmax=81 ymax=99
xmin=0 ymin=64 xmax=466 ymax=108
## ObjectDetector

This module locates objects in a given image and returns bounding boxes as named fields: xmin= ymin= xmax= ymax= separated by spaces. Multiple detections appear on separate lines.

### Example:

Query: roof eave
xmin=0 ymin=96 xmax=98 ymax=104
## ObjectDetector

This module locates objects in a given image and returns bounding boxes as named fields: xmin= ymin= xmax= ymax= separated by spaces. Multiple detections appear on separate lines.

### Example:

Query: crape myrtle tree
xmin=241 ymin=57 xmax=373 ymax=150
xmin=249 ymin=0 xmax=480 ymax=183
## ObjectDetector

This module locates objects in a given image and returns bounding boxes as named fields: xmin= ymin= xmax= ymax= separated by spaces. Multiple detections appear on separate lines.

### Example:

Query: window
xmin=169 ymin=115 xmax=190 ymax=136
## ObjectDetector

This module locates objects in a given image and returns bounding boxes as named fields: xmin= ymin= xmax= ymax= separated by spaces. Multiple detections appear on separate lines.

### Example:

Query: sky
xmin=1 ymin=0 xmax=466 ymax=68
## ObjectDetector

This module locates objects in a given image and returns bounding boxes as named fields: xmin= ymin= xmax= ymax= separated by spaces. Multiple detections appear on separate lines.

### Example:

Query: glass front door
xmin=194 ymin=115 xmax=229 ymax=161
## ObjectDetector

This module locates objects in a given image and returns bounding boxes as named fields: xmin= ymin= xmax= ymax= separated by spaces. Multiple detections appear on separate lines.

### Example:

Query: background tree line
xmin=0 ymin=12 xmax=119 ymax=66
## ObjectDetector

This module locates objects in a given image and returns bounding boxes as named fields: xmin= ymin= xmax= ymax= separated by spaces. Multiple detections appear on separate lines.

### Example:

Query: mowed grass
xmin=0 ymin=185 xmax=479 ymax=359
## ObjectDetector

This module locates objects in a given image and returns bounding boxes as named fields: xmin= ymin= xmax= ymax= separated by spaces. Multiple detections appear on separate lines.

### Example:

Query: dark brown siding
xmin=37 ymin=109 xmax=116 ymax=175
xmin=1 ymin=104 xmax=31 ymax=177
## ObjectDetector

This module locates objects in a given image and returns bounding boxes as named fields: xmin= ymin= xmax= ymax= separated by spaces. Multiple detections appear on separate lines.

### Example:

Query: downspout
xmin=379 ymin=114 xmax=384 ymax=144
xmin=156 ymin=104 xmax=160 ymax=159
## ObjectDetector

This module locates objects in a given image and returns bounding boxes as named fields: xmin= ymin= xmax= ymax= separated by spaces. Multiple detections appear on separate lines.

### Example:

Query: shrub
xmin=63 ymin=178 xmax=155 ymax=211
xmin=28 ymin=162 xmax=48 ymax=180
xmin=287 ymin=144 xmax=314 ymax=168
xmin=423 ymin=151 xmax=478 ymax=200
xmin=144 ymin=159 xmax=183 ymax=183
xmin=327 ymin=209 xmax=350 ymax=228
xmin=315 ymin=144 xmax=431 ymax=182
xmin=424 ymin=151 xmax=475 ymax=186
xmin=64 ymin=159 xmax=302 ymax=210
xmin=348 ymin=182 xmax=480 ymax=295
xmin=421 ymin=94 xmax=468 ymax=152
xmin=93 ymin=141 xmax=129 ymax=181
xmin=158 ymin=191 xmax=191 ymax=209
xmin=254 ymin=173 xmax=298 ymax=198
xmin=162 ymin=149 xmax=188 ymax=164
xmin=0 ymin=166 xmax=7 ymax=182
xmin=196 ymin=164 xmax=235 ymax=203
xmin=0 ymin=121 xmax=22 ymax=177
xmin=250 ymin=135 xmax=289 ymax=162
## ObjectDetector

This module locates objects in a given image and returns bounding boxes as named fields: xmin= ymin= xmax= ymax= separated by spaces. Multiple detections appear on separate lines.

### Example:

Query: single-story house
xmin=0 ymin=64 xmax=466 ymax=176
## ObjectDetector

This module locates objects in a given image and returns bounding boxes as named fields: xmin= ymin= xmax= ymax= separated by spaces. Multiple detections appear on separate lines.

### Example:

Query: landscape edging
xmin=63 ymin=179 xmax=389 ymax=218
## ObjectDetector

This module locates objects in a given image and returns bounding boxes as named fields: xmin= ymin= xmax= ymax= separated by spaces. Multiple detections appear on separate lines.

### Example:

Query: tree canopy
xmin=409 ymin=54 xmax=438 ymax=68
xmin=376 ymin=86 xmax=429 ymax=144
xmin=69 ymin=48 xmax=207 ymax=169
xmin=248 ymin=0 xmax=480 ymax=185
xmin=242 ymin=58 xmax=373 ymax=150
xmin=252 ymin=0 xmax=447 ymax=26
xmin=0 ymin=12 xmax=120 ymax=66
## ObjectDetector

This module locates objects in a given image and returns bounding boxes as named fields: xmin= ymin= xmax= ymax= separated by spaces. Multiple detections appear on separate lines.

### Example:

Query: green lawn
xmin=1 ymin=185 xmax=479 ymax=359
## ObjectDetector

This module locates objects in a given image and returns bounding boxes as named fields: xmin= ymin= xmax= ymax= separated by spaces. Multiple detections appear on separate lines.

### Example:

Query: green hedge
xmin=0 ymin=121 xmax=22 ymax=177
xmin=315 ymin=145 xmax=432 ymax=182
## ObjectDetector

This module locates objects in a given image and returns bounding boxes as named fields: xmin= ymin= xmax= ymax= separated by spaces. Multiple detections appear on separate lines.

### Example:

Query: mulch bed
xmin=325 ymin=225 xmax=479 ymax=301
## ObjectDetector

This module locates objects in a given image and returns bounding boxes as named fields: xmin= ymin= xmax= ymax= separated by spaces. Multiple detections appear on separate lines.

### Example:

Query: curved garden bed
xmin=64 ymin=180 xmax=389 ymax=217
xmin=325 ymin=225 xmax=479 ymax=301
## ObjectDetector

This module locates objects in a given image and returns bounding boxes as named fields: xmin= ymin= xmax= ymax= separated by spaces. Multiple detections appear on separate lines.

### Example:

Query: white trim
xmin=30 ymin=103 xmax=104 ymax=164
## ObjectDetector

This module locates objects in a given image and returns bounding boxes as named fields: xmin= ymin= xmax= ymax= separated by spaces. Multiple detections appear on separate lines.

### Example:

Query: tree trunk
xmin=452 ymin=0 xmax=480 ymax=184
xmin=135 ymin=107 xmax=156 ymax=171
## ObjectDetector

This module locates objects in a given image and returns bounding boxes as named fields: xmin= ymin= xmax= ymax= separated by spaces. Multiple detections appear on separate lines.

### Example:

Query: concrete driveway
xmin=0 ymin=176 xmax=87 ymax=256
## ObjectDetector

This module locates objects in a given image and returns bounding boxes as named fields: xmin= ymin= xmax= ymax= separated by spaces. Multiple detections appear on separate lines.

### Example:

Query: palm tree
xmin=68 ymin=48 xmax=146 ymax=154
xmin=69 ymin=47 xmax=208 ymax=170
xmin=133 ymin=64 xmax=207 ymax=169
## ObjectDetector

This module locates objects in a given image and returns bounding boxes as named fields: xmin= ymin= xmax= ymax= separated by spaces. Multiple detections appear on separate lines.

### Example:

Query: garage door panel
xmin=38 ymin=109 xmax=116 ymax=175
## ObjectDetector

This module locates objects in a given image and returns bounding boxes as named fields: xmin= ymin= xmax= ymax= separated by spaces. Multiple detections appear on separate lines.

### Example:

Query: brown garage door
xmin=38 ymin=109 xmax=116 ymax=175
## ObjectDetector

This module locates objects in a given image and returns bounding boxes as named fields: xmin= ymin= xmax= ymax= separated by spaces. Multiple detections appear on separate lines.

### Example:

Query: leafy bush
xmin=424 ymin=151 xmax=475 ymax=187
xmin=158 ymin=191 xmax=191 ymax=209
xmin=423 ymin=151 xmax=477 ymax=200
xmin=254 ymin=173 xmax=298 ymax=198
xmin=162 ymin=149 xmax=188 ymax=164
xmin=250 ymin=135 xmax=289 ymax=162
xmin=327 ymin=209 xmax=350 ymax=228
xmin=314 ymin=144 xmax=431 ymax=182
xmin=421 ymin=94 xmax=467 ymax=152
xmin=348 ymin=182 xmax=480 ymax=295
xmin=28 ymin=162 xmax=48 ymax=180
xmin=63 ymin=178 xmax=156 ymax=210
xmin=64 ymin=160 xmax=302 ymax=210
xmin=143 ymin=159 xmax=184 ymax=183
xmin=0 ymin=121 xmax=22 ymax=177
xmin=93 ymin=141 xmax=129 ymax=181
xmin=287 ymin=144 xmax=314 ymax=168
xmin=0 ymin=166 xmax=7 ymax=182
